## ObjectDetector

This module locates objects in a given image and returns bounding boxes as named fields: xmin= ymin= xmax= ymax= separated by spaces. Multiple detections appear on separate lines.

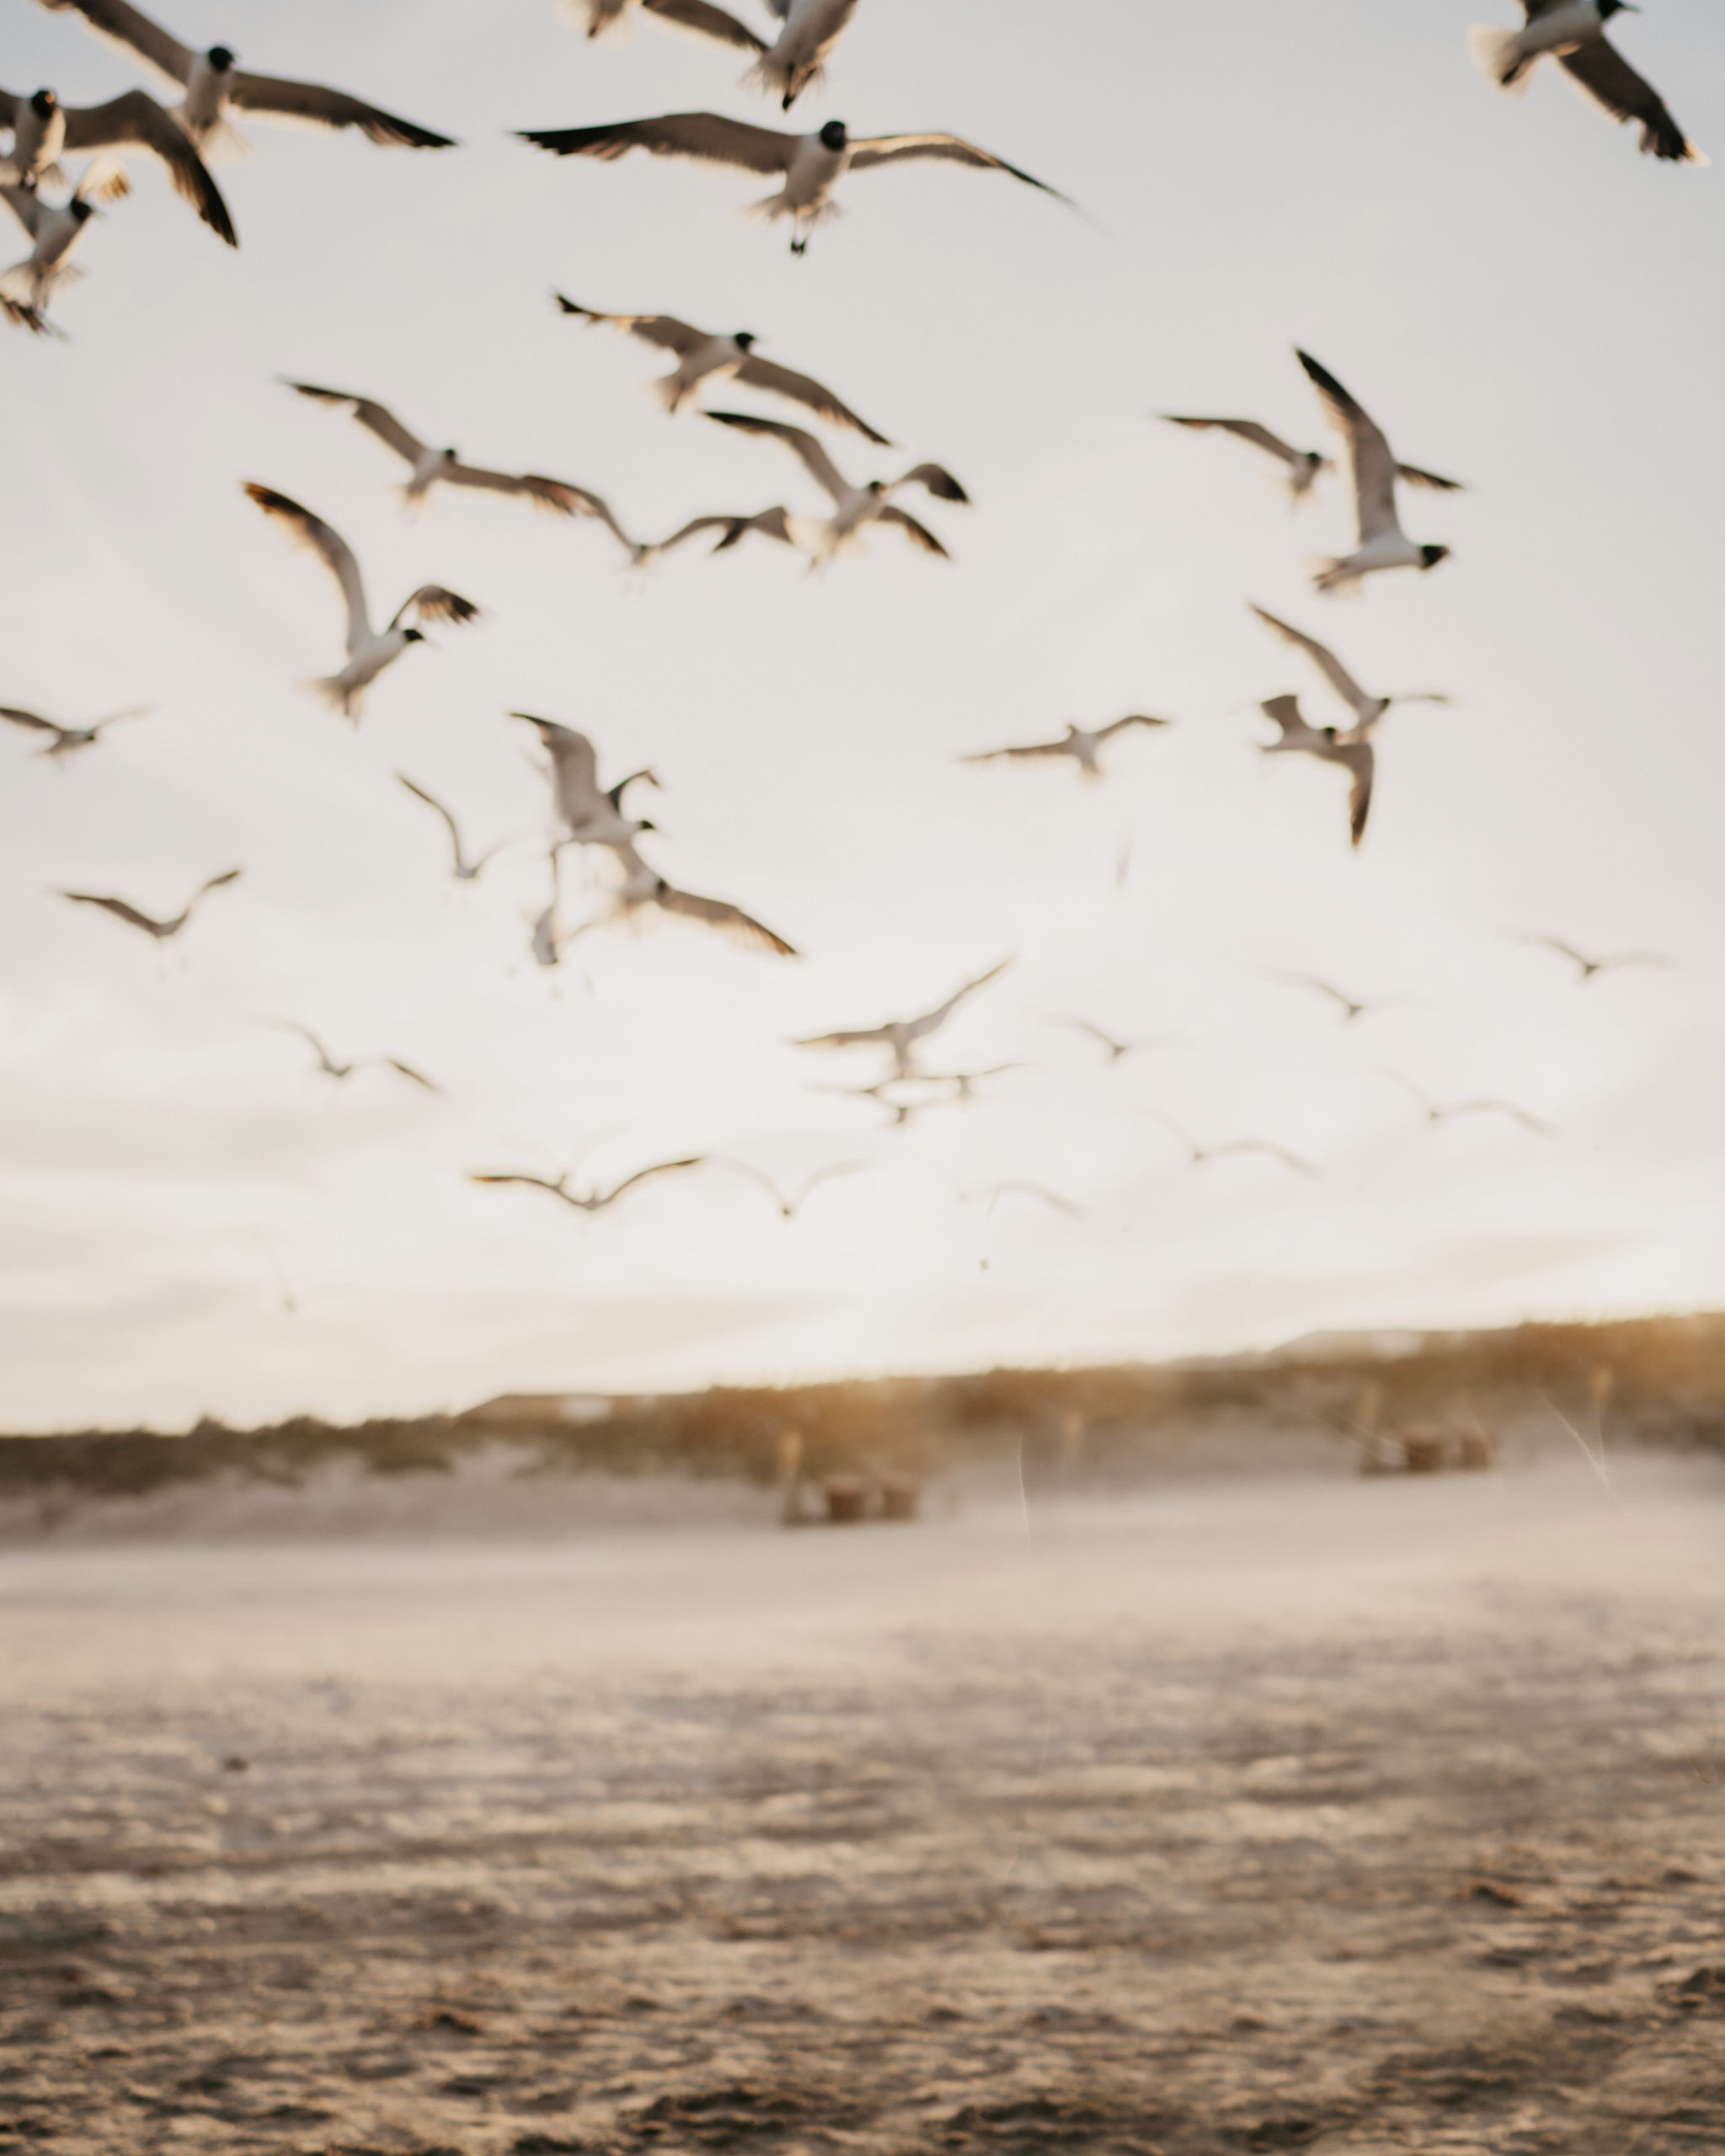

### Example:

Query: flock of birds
xmin=1 ymin=0 xmax=1698 ymax=1255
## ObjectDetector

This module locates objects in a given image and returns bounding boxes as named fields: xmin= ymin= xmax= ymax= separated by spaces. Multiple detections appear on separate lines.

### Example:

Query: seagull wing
xmin=443 ymin=462 xmax=587 ymax=515
xmin=734 ymin=355 xmax=891 ymax=445
xmin=382 ymin=1059 xmax=440 ymax=1092
xmin=715 ymin=1157 xmax=789 ymax=1213
xmin=554 ymin=297 xmax=708 ymax=354
xmin=563 ymin=486 xmax=647 ymax=558
xmin=287 ymin=383 xmax=428 ymax=467
xmin=1394 ymin=462 xmax=1465 ymax=492
xmin=895 ymin=462 xmax=969 ymax=504
xmin=1161 ymin=416 xmax=1311 ymax=472
xmin=35 ymin=0 xmax=194 ymax=90
xmin=1259 ymin=693 xmax=1318 ymax=744
xmin=58 ymin=890 xmax=165 ymax=934
xmin=656 ymin=883 xmax=798 ymax=955
xmin=190 ymin=867 xmax=243 ymax=907
xmin=2 ymin=182 xmax=44 ymax=237
xmin=985 ymin=1181 xmax=1086 ymax=1219
xmin=470 ymin=1171 xmax=571 ymax=1199
xmin=519 ymin=715 xmax=608 ymax=828
xmin=244 ymin=483 xmax=371 ymax=648
xmin=1222 ymin=1141 xmax=1318 ymax=1177
xmin=1328 ymin=739 xmax=1374 ymax=848
xmin=520 ymin=112 xmax=797 ymax=177
xmin=876 ymin=504 xmax=950 ymax=557
xmin=391 ymin=586 xmax=480 ymax=631
xmin=960 ymin=738 xmax=1069 ymax=764
xmin=1511 ymin=930 xmax=1587 ymax=970
xmin=61 ymin=91 xmax=235 ymax=243
xmin=397 ymin=775 xmax=465 ymax=861
xmin=798 ymin=1025 xmax=891 ymax=1050
xmin=640 ymin=0 xmax=767 ymax=53
xmin=916 ymin=957 xmax=1012 ymax=1033
xmin=1558 ymin=38 xmax=1703 ymax=162
xmin=793 ymin=1160 xmax=866 ymax=1209
xmin=1250 ymin=604 xmax=1372 ymax=723
xmin=225 ymin=70 xmax=454 ymax=147
xmin=0 ymin=707 xmax=61 ymax=737
xmin=705 ymin=410 xmax=850 ymax=504
xmin=1296 ymin=350 xmax=1401 ymax=546
xmin=595 ymin=1156 xmax=711 ymax=1206
xmin=846 ymin=131 xmax=1070 ymax=201
xmin=1455 ymin=1099 xmax=1556 ymax=1136
xmin=1094 ymin=712 xmax=1172 ymax=741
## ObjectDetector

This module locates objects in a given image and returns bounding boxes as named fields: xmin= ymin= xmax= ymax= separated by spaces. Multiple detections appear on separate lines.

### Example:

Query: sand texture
xmin=2 ymin=1457 xmax=1723 ymax=2153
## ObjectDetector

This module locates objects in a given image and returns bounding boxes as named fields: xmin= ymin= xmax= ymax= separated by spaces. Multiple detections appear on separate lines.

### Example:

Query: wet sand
xmin=3 ymin=1454 xmax=1723 ymax=2153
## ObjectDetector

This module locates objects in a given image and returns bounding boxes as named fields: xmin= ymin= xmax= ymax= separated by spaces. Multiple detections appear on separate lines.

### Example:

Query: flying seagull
xmin=748 ymin=1 xmax=863 ymax=111
xmin=1508 ymin=931 xmax=1673 ymax=984
xmin=286 ymin=384 xmax=606 ymax=520
xmin=1160 ymin=414 xmax=1332 ymax=501
xmin=590 ymin=836 xmax=797 ymax=956
xmin=718 ymin=1158 xmax=865 ymax=1219
xmin=704 ymin=409 xmax=966 ymax=558
xmin=470 ymin=1158 xmax=708 ymax=1214
xmin=1052 ymin=1017 xmax=1173 ymax=1065
xmin=1468 ymin=3 xmax=1704 ymax=163
xmin=269 ymin=1021 xmax=438 ymax=1092
xmin=1249 ymin=605 xmax=1450 ymax=736
xmin=554 ymin=295 xmax=889 ymax=443
xmin=563 ymin=0 xmax=769 ymax=53
xmin=1 ymin=703 xmax=147 ymax=759
xmin=396 ymin=776 xmax=514 ymax=883
xmin=32 ymin=1 xmax=455 ymax=156
xmin=813 ymin=1077 xmax=928 ymax=1129
xmin=1268 ymin=974 xmax=1405 ymax=1024
xmin=969 ymin=1180 xmax=1087 ymax=1219
xmin=243 ymin=483 xmax=480 ymax=719
xmin=961 ymin=713 xmax=1172 ymax=779
xmin=798 ymin=958 xmax=1012 ymax=1080
xmin=1258 ymin=695 xmax=1375 ymax=849
xmin=57 ymin=867 xmax=240 ymax=942
xmin=517 ymin=114 xmax=1067 ymax=255
xmin=920 ymin=1063 xmax=1028 ymax=1104
xmin=1153 ymin=1113 xmax=1318 ymax=1177
xmin=1297 ymin=350 xmax=1461 ymax=595
xmin=513 ymin=715 xmax=660 ymax=847
xmin=1 ymin=166 xmax=109 ymax=316
xmin=1382 ymin=1072 xmax=1555 ymax=1136
xmin=0 ymin=85 xmax=234 ymax=243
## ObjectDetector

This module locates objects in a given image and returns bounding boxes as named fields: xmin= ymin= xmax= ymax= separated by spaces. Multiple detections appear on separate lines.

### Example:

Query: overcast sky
xmin=2 ymin=0 xmax=1722 ymax=1431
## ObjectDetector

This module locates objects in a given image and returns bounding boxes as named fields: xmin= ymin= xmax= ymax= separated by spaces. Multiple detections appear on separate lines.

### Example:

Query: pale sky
xmin=3 ymin=0 xmax=1722 ymax=1430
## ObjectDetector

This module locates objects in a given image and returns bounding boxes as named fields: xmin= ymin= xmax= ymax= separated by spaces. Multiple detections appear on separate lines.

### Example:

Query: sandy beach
xmin=3 ymin=1452 xmax=1723 ymax=2154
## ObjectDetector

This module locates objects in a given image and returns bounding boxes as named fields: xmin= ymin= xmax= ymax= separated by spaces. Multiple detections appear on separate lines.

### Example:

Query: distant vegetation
xmin=3 ymin=1312 xmax=1723 ymax=1505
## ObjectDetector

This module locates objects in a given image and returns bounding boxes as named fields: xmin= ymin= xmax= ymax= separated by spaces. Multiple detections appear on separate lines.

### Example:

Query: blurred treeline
xmin=3 ymin=1311 xmax=1723 ymax=1500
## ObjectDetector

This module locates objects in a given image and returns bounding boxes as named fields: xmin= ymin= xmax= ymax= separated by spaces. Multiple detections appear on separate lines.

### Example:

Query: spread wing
xmin=61 ymin=91 xmax=235 ymax=243
xmin=960 ymin=737 xmax=1068 ymax=765
xmin=1162 ymin=416 xmax=1311 ymax=471
xmin=846 ymin=131 xmax=1070 ymax=201
xmin=1559 ymin=38 xmax=1703 ymax=162
xmin=1395 ymin=462 xmax=1465 ymax=492
xmin=35 ymin=0 xmax=194 ymax=89
xmin=1095 ymin=713 xmax=1171 ymax=742
xmin=916 ymin=957 xmax=1012 ymax=1033
xmin=444 ymin=463 xmax=588 ymax=515
xmin=391 ymin=586 xmax=480 ymax=631
xmin=876 ymin=504 xmax=949 ymax=557
xmin=515 ymin=714 xmax=606 ymax=826
xmin=982 ymin=1181 xmax=1086 ymax=1219
xmin=59 ymin=890 xmax=164 ymax=932
xmin=2 ymin=182 xmax=45 ymax=237
xmin=226 ymin=71 xmax=454 ymax=147
xmin=398 ymin=774 xmax=462 ymax=849
xmin=554 ymin=296 xmax=708 ymax=354
xmin=895 ymin=462 xmax=968 ymax=503
xmin=470 ymin=1171 xmax=570 ymax=1199
xmin=1297 ymin=350 xmax=1402 ymax=546
xmin=382 ymin=1059 xmax=440 ymax=1092
xmin=0 ymin=707 xmax=61 ymax=737
xmin=1259 ymin=693 xmax=1317 ymax=744
xmin=657 ymin=883 xmax=798 ymax=955
xmin=641 ymin=0 xmax=767 ymax=53
xmin=288 ymin=382 xmax=427 ymax=467
xmin=1454 ymin=1099 xmax=1556 ymax=1136
xmin=243 ymin=483 xmax=370 ymax=647
xmin=519 ymin=112 xmax=796 ymax=176
xmin=1250 ymin=604 xmax=1370 ymax=720
xmin=596 ymin=1156 xmax=710 ymax=1206
xmin=1329 ymin=739 xmax=1374 ymax=848
xmin=734 ymin=355 xmax=890 ymax=445
xmin=706 ymin=410 xmax=850 ymax=504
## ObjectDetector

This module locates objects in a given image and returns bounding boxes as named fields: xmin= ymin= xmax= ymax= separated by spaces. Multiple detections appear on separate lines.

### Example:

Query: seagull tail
xmin=1310 ymin=558 xmax=1362 ymax=599
xmin=1466 ymin=24 xmax=1538 ymax=93
xmin=308 ymin=674 xmax=362 ymax=723
xmin=0 ymin=261 xmax=62 ymax=310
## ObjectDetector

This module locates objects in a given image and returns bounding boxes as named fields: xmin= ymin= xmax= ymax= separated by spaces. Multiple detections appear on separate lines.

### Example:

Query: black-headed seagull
xmin=1468 ymin=3 xmax=1704 ymax=162
xmin=0 ymin=83 xmax=233 ymax=243
xmin=1258 ymin=695 xmax=1375 ymax=850
xmin=798 ymin=959 xmax=1012 ymax=1081
xmin=702 ymin=409 xmax=967 ymax=559
xmin=1297 ymin=351 xmax=1461 ymax=595
xmin=2 ymin=702 xmax=147 ymax=760
xmin=513 ymin=715 xmax=660 ymax=848
xmin=57 ymin=867 xmax=240 ymax=942
xmin=961 ymin=713 xmax=1172 ymax=780
xmin=1249 ymin=605 xmax=1451 ymax=738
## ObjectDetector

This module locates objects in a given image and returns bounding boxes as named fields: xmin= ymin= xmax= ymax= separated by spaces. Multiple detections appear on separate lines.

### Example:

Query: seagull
xmin=513 ymin=716 xmax=660 ymax=847
xmin=1160 ymin=414 xmax=1332 ymax=501
xmin=718 ymin=1158 xmax=865 ymax=1219
xmin=1381 ymin=1072 xmax=1556 ymax=1136
xmin=396 ymin=776 xmax=514 ymax=883
xmin=268 ymin=1021 xmax=438 ymax=1092
xmin=590 ymin=837 xmax=797 ymax=956
xmin=0 ymin=84 xmax=234 ymax=243
xmin=1 ymin=703 xmax=147 ymax=759
xmin=749 ymin=1 xmax=864 ymax=112
xmin=528 ymin=848 xmax=567 ymax=969
xmin=1468 ymin=3 xmax=1705 ymax=163
xmin=517 ymin=114 xmax=1067 ymax=255
xmin=1508 ymin=931 xmax=1673 ymax=984
xmin=563 ymin=0 xmax=768 ymax=55
xmin=470 ymin=1158 xmax=708 ymax=1214
xmin=32 ymin=1 xmax=456 ymax=157
xmin=1249 ymin=605 xmax=1450 ymax=737
xmin=243 ymin=484 xmax=480 ymax=719
xmin=1052 ymin=1017 xmax=1173 ymax=1065
xmin=286 ymin=383 xmax=610 ymax=521
xmin=960 ymin=713 xmax=1172 ymax=779
xmin=57 ymin=867 xmax=240 ymax=942
xmin=1258 ymin=695 xmax=1375 ymax=848
xmin=798 ymin=958 xmax=1012 ymax=1080
xmin=1268 ymin=974 xmax=1406 ymax=1024
xmin=920 ymin=1063 xmax=1027 ymax=1104
xmin=1154 ymin=1113 xmax=1318 ymax=1177
xmin=705 ymin=410 xmax=967 ymax=558
xmin=554 ymin=295 xmax=889 ymax=443
xmin=969 ymin=1180 xmax=1086 ymax=1219
xmin=1296 ymin=351 xmax=1461 ymax=595
xmin=649 ymin=506 xmax=804 ymax=560
xmin=813 ymin=1077 xmax=927 ymax=1129
xmin=1 ymin=165 xmax=109 ymax=316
